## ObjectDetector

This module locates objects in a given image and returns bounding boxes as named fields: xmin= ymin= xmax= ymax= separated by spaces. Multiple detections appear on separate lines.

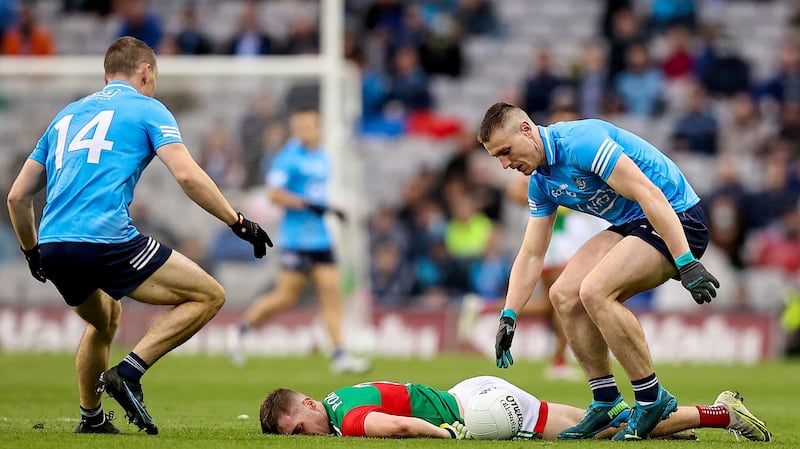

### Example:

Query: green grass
xmin=1 ymin=351 xmax=799 ymax=448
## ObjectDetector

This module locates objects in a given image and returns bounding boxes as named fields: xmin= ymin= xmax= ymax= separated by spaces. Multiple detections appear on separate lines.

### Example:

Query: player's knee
xmin=577 ymin=282 xmax=610 ymax=311
xmin=549 ymin=281 xmax=579 ymax=313
xmin=206 ymin=281 xmax=226 ymax=313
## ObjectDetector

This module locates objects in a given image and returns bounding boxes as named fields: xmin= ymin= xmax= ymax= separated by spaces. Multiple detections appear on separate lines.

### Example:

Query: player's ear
xmin=302 ymin=397 xmax=316 ymax=410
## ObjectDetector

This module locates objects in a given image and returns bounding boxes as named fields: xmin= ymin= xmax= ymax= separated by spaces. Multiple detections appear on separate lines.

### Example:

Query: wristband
xmin=674 ymin=251 xmax=697 ymax=269
xmin=440 ymin=423 xmax=456 ymax=438
xmin=500 ymin=308 xmax=517 ymax=320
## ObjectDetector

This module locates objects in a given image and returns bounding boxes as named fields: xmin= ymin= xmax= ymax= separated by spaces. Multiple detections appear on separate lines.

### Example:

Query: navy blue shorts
xmin=40 ymin=234 xmax=173 ymax=306
xmin=606 ymin=204 xmax=710 ymax=278
xmin=280 ymin=249 xmax=336 ymax=272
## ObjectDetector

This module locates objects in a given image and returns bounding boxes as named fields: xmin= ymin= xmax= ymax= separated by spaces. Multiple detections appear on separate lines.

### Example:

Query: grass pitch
xmin=1 ymin=351 xmax=798 ymax=449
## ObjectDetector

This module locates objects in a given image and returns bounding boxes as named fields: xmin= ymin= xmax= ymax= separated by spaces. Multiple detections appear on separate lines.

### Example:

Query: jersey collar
xmin=537 ymin=125 xmax=556 ymax=167
xmin=105 ymin=80 xmax=137 ymax=92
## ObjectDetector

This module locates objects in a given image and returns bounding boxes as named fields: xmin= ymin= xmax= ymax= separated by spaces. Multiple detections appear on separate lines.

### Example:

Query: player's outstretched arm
xmin=156 ymin=142 xmax=273 ymax=257
xmin=363 ymin=412 xmax=455 ymax=438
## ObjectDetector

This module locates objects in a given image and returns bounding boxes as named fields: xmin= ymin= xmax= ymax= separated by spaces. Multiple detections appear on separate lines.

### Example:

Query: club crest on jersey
xmin=550 ymin=183 xmax=576 ymax=198
xmin=573 ymin=177 xmax=587 ymax=190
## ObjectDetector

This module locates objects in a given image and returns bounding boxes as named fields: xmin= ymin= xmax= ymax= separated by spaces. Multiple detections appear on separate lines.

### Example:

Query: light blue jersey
xmin=528 ymin=119 xmax=699 ymax=225
xmin=30 ymin=81 xmax=183 ymax=244
xmin=266 ymin=138 xmax=333 ymax=250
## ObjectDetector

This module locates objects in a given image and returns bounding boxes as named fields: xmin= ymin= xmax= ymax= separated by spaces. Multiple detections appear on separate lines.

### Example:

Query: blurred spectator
xmin=606 ymin=7 xmax=645 ymax=86
xmin=697 ymin=33 xmax=751 ymax=98
xmin=284 ymin=13 xmax=319 ymax=55
xmin=572 ymin=39 xmax=610 ymax=119
xmin=442 ymin=127 xmax=482 ymax=184
xmin=222 ymin=0 xmax=273 ymax=56
xmin=62 ymin=0 xmax=112 ymax=16
xmin=759 ymin=37 xmax=800 ymax=110
xmin=388 ymin=46 xmax=433 ymax=112
xmin=600 ymin=0 xmax=632 ymax=41
xmin=718 ymin=91 xmax=778 ymax=159
xmin=0 ymin=0 xmax=18 ymax=37
xmin=467 ymin=227 xmax=510 ymax=303
xmin=701 ymin=155 xmax=750 ymax=268
xmin=660 ymin=25 xmax=694 ymax=81
xmin=456 ymin=0 xmax=500 ymax=37
xmin=239 ymin=94 xmax=283 ymax=188
xmin=414 ymin=239 xmax=468 ymax=307
xmin=464 ymin=155 xmax=504 ymax=222
xmin=672 ymin=81 xmax=717 ymax=155
xmin=371 ymin=240 xmax=417 ymax=307
xmin=647 ymin=0 xmax=697 ymax=34
xmin=747 ymin=143 xmax=800 ymax=229
xmin=444 ymin=193 xmax=493 ymax=262
xmin=521 ymin=44 xmax=567 ymax=123
xmin=170 ymin=3 xmax=213 ymax=55
xmin=368 ymin=206 xmax=409 ymax=256
xmin=745 ymin=204 xmax=800 ymax=276
xmin=614 ymin=41 xmax=665 ymax=116
xmin=114 ymin=0 xmax=163 ymax=52
xmin=197 ymin=123 xmax=245 ymax=190
xmin=418 ymin=13 xmax=464 ymax=78
xmin=2 ymin=3 xmax=55 ymax=55
xmin=404 ymin=196 xmax=446 ymax=262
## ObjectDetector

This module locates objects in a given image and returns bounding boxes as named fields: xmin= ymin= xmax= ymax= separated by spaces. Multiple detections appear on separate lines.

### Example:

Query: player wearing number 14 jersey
xmin=7 ymin=36 xmax=272 ymax=435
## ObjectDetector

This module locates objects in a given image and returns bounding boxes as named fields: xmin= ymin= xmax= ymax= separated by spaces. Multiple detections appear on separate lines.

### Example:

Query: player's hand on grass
xmin=230 ymin=212 xmax=273 ymax=258
xmin=21 ymin=245 xmax=46 ymax=283
xmin=679 ymin=260 xmax=719 ymax=304
xmin=495 ymin=308 xmax=517 ymax=368
xmin=441 ymin=422 xmax=471 ymax=439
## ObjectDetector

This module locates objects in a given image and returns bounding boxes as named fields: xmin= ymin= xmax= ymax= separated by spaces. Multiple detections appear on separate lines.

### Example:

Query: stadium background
xmin=0 ymin=0 xmax=798 ymax=365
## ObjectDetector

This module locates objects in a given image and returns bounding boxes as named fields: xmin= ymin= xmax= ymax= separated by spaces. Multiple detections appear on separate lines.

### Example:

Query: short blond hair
xmin=477 ymin=102 xmax=527 ymax=144
xmin=104 ymin=36 xmax=157 ymax=78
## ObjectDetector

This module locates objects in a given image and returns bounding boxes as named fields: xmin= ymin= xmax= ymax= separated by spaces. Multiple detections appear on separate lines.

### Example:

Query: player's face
xmin=276 ymin=400 xmax=331 ymax=436
xmin=483 ymin=121 xmax=538 ymax=176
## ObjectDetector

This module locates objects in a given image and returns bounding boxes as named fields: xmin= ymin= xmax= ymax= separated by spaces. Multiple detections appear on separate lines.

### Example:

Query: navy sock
xmin=332 ymin=347 xmax=344 ymax=360
xmin=80 ymin=405 xmax=105 ymax=426
xmin=589 ymin=375 xmax=621 ymax=403
xmin=632 ymin=373 xmax=660 ymax=405
xmin=117 ymin=352 xmax=149 ymax=383
xmin=238 ymin=323 xmax=250 ymax=336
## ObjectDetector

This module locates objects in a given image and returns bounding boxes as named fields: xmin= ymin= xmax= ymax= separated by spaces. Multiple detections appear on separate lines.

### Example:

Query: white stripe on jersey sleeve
xmin=160 ymin=125 xmax=182 ymax=139
xmin=590 ymin=138 xmax=617 ymax=177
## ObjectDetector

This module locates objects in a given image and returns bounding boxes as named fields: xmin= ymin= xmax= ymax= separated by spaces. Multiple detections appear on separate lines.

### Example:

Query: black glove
xmin=21 ymin=245 xmax=46 ymax=283
xmin=495 ymin=309 xmax=516 ymax=368
xmin=679 ymin=260 xmax=720 ymax=304
xmin=230 ymin=212 xmax=273 ymax=258
xmin=307 ymin=203 xmax=347 ymax=221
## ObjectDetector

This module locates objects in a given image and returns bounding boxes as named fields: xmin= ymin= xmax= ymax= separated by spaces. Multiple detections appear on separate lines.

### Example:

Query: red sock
xmin=696 ymin=405 xmax=730 ymax=428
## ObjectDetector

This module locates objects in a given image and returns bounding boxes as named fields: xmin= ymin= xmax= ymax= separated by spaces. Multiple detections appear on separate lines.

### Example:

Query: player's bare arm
xmin=504 ymin=213 xmax=556 ymax=314
xmin=605 ymin=154 xmax=691 ymax=260
xmin=156 ymin=142 xmax=239 ymax=226
xmin=363 ymin=412 xmax=452 ymax=438
xmin=7 ymin=159 xmax=46 ymax=249
xmin=267 ymin=187 xmax=314 ymax=210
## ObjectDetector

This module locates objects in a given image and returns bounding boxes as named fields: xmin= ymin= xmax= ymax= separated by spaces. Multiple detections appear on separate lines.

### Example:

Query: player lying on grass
xmin=259 ymin=375 xmax=770 ymax=441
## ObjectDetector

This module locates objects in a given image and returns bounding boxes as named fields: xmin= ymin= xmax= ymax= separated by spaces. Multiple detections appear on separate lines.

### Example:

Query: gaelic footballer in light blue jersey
xmin=267 ymin=136 xmax=333 ymax=251
xmin=478 ymin=102 xmax=719 ymax=442
xmin=30 ymin=81 xmax=183 ymax=244
xmin=527 ymin=119 xmax=699 ymax=225
xmin=7 ymin=36 xmax=271 ymax=435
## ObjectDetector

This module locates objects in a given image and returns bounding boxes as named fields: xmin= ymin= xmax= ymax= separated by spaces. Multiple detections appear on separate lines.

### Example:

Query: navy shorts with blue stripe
xmin=40 ymin=234 xmax=173 ymax=306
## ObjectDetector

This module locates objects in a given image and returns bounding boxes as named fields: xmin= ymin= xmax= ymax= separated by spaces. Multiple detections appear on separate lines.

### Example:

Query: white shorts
xmin=448 ymin=376 xmax=548 ymax=439
xmin=543 ymin=213 xmax=608 ymax=270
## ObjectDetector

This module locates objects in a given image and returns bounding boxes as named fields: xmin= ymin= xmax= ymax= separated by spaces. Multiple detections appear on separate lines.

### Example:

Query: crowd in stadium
xmin=0 ymin=0 xmax=799 ymax=325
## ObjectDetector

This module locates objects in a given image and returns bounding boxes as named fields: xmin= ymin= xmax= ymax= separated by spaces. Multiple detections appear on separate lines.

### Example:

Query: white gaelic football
xmin=464 ymin=387 xmax=524 ymax=440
